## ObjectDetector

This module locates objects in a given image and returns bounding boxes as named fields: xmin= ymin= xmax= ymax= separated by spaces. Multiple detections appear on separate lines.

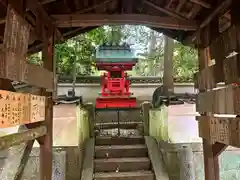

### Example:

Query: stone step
xmin=94 ymin=157 xmax=151 ymax=172
xmin=94 ymin=171 xmax=154 ymax=180
xmin=95 ymin=122 xmax=142 ymax=130
xmin=95 ymin=144 xmax=148 ymax=158
xmin=95 ymin=136 xmax=145 ymax=146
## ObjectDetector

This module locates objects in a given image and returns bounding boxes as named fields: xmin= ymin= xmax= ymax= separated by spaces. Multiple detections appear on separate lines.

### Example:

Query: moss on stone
xmin=76 ymin=105 xmax=90 ymax=147
xmin=149 ymin=106 xmax=170 ymax=142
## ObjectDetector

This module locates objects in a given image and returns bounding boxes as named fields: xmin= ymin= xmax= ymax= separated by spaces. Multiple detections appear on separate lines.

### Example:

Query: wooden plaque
xmin=198 ymin=116 xmax=240 ymax=147
xmin=30 ymin=95 xmax=46 ymax=122
xmin=0 ymin=90 xmax=29 ymax=128
xmin=0 ymin=90 xmax=46 ymax=128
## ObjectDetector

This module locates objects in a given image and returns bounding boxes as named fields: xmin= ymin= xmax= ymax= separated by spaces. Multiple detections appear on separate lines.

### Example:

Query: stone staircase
xmin=93 ymin=136 xmax=155 ymax=180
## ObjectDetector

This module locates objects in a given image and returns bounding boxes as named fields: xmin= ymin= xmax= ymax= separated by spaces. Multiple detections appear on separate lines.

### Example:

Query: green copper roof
xmin=95 ymin=44 xmax=138 ymax=63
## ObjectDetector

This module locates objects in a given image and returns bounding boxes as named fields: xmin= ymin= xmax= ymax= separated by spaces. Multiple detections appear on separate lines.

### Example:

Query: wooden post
xmin=39 ymin=30 xmax=55 ymax=180
xmin=142 ymin=101 xmax=151 ymax=136
xmin=178 ymin=145 xmax=195 ymax=180
xmin=197 ymin=46 xmax=226 ymax=180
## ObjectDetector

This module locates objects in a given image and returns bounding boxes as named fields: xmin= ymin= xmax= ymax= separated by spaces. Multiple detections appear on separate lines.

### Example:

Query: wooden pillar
xmin=198 ymin=46 xmax=216 ymax=180
xmin=198 ymin=46 xmax=226 ymax=180
xmin=39 ymin=30 xmax=55 ymax=180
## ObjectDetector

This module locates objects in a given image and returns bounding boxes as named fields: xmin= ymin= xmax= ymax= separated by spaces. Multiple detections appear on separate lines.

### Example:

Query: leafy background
xmin=28 ymin=25 xmax=198 ymax=82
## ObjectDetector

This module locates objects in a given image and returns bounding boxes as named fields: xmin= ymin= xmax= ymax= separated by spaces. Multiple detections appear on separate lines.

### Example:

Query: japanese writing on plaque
xmin=0 ymin=90 xmax=45 ymax=128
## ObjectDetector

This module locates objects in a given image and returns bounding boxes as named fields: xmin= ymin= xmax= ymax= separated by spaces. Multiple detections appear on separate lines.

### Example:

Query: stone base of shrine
xmin=149 ymin=104 xmax=240 ymax=180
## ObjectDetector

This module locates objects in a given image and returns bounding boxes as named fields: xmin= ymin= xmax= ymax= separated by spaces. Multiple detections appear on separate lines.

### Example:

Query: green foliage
xmin=28 ymin=53 xmax=42 ymax=66
xmin=173 ymin=42 xmax=198 ymax=82
xmin=27 ymin=25 xmax=198 ymax=82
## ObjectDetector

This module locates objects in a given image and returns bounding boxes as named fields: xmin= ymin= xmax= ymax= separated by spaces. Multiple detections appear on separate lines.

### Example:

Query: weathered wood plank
xmin=0 ymin=53 xmax=54 ymax=90
xmin=223 ymin=55 xmax=240 ymax=84
xmin=196 ymin=65 xmax=217 ymax=90
xmin=210 ymin=25 xmax=237 ymax=61
xmin=81 ymin=138 xmax=95 ymax=180
xmin=197 ymin=116 xmax=240 ymax=147
xmin=144 ymin=136 xmax=169 ymax=180
xmin=0 ymin=5 xmax=54 ymax=90
xmin=0 ymin=126 xmax=46 ymax=150
xmin=39 ymin=31 xmax=54 ymax=180
xmin=0 ymin=90 xmax=46 ymax=128
xmin=196 ymin=55 xmax=240 ymax=89
xmin=196 ymin=85 xmax=240 ymax=114
xmin=14 ymin=140 xmax=34 ymax=180
xmin=22 ymin=63 xmax=54 ymax=90
xmin=0 ymin=5 xmax=29 ymax=80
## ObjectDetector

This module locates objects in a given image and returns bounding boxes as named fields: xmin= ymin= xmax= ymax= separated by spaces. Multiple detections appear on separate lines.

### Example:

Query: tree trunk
xmin=163 ymin=35 xmax=174 ymax=95
xmin=148 ymin=30 xmax=156 ymax=76
xmin=72 ymin=56 xmax=77 ymax=95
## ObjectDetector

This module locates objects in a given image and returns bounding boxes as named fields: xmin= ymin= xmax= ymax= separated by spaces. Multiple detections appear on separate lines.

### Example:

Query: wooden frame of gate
xmin=0 ymin=1 xmax=61 ymax=179
xmin=0 ymin=0 xmax=240 ymax=180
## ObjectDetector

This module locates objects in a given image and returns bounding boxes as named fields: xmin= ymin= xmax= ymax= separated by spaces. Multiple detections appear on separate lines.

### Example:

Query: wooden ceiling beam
xmin=75 ymin=0 xmax=114 ymax=14
xmin=183 ymin=0 xmax=232 ymax=45
xmin=25 ymin=0 xmax=63 ymax=41
xmin=52 ymin=14 xmax=198 ymax=31
xmin=165 ymin=0 xmax=174 ymax=8
xmin=176 ymin=0 xmax=187 ymax=13
xmin=41 ymin=0 xmax=58 ymax=4
xmin=187 ymin=3 xmax=201 ymax=19
xmin=143 ymin=0 xmax=187 ymax=20
xmin=189 ymin=0 xmax=211 ymax=8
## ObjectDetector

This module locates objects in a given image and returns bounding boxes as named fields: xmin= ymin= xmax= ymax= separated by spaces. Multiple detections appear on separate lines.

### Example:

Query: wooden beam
xmin=1 ymin=0 xmax=62 ymax=41
xmin=197 ymin=45 xmax=222 ymax=180
xmin=39 ymin=28 xmax=54 ymax=180
xmin=202 ymin=139 xmax=226 ymax=180
xmin=197 ymin=84 xmax=240 ymax=115
xmin=200 ymin=0 xmax=231 ymax=29
xmin=41 ymin=0 xmax=58 ymax=4
xmin=0 ymin=126 xmax=46 ymax=150
xmin=143 ymin=0 xmax=187 ymax=20
xmin=25 ymin=0 xmax=62 ymax=41
xmin=75 ymin=0 xmax=114 ymax=13
xmin=14 ymin=140 xmax=34 ymax=180
xmin=183 ymin=0 xmax=232 ymax=45
xmin=189 ymin=0 xmax=211 ymax=9
xmin=187 ymin=3 xmax=201 ymax=19
xmin=176 ymin=0 xmax=187 ymax=13
xmin=165 ymin=0 xmax=174 ymax=8
xmin=52 ymin=14 xmax=198 ymax=31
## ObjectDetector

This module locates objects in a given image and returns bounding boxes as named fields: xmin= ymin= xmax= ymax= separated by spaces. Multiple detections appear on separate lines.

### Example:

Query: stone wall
xmin=0 ymin=105 xmax=90 ymax=180
xmin=0 ymin=146 xmax=82 ymax=180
